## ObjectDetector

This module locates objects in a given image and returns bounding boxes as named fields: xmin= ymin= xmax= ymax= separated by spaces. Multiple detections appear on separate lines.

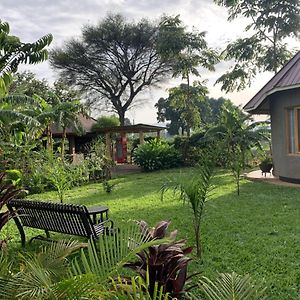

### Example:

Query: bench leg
xmin=12 ymin=216 xmax=26 ymax=247
xmin=45 ymin=230 xmax=50 ymax=238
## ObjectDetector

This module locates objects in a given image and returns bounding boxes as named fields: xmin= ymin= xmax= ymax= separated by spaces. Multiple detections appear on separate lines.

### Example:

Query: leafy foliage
xmin=200 ymin=272 xmax=267 ymax=300
xmin=92 ymin=115 xmax=120 ymax=131
xmin=156 ymin=96 xmax=234 ymax=136
xmin=51 ymin=14 xmax=173 ymax=125
xmin=0 ymin=20 xmax=52 ymax=95
xmin=124 ymin=220 xmax=194 ymax=298
xmin=215 ymin=0 xmax=300 ymax=92
xmin=158 ymin=15 xmax=219 ymax=136
xmin=0 ymin=172 xmax=22 ymax=247
xmin=133 ymin=140 xmax=181 ymax=171
xmin=206 ymin=104 xmax=269 ymax=194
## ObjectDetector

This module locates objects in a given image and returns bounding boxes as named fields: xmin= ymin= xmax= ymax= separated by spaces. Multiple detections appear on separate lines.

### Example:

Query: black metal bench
xmin=7 ymin=199 xmax=114 ymax=247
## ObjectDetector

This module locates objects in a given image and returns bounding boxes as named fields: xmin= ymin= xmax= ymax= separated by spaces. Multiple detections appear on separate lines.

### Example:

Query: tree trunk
xmin=61 ymin=127 xmax=66 ymax=158
xmin=195 ymin=224 xmax=202 ymax=258
xmin=118 ymin=110 xmax=126 ymax=126
xmin=186 ymin=126 xmax=191 ymax=137
xmin=46 ymin=124 xmax=53 ymax=153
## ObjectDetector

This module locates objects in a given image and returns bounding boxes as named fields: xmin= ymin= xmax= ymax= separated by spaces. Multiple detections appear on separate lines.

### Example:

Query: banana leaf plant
xmin=124 ymin=220 xmax=195 ymax=299
xmin=0 ymin=172 xmax=22 ymax=248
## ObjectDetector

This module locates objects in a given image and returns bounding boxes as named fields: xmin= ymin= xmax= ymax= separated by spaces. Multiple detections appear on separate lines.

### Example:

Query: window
xmin=286 ymin=107 xmax=300 ymax=154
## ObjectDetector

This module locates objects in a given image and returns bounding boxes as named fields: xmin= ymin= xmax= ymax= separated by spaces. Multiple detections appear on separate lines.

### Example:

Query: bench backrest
xmin=7 ymin=199 xmax=97 ymax=238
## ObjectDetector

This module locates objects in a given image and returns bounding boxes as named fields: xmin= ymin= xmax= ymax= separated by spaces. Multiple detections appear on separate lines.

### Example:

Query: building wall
xmin=270 ymin=89 xmax=300 ymax=182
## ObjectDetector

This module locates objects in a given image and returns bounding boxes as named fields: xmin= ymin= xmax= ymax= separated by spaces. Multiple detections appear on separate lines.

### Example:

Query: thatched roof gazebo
xmin=93 ymin=123 xmax=166 ymax=160
xmin=50 ymin=117 xmax=166 ymax=161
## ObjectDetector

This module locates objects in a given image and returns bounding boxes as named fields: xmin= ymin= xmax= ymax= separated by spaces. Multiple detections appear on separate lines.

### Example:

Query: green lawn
xmin=3 ymin=168 xmax=300 ymax=299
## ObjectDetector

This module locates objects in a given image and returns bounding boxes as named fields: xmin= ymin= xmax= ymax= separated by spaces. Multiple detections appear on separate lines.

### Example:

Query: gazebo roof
xmin=244 ymin=51 xmax=300 ymax=114
xmin=93 ymin=123 xmax=166 ymax=134
xmin=51 ymin=114 xmax=97 ymax=136
xmin=51 ymin=119 xmax=166 ymax=137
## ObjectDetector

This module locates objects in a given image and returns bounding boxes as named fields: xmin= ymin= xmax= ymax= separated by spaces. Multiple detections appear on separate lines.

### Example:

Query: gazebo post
xmin=105 ymin=132 xmax=112 ymax=159
xmin=139 ymin=131 xmax=144 ymax=144
xmin=69 ymin=136 xmax=76 ymax=159
xmin=156 ymin=130 xmax=160 ymax=139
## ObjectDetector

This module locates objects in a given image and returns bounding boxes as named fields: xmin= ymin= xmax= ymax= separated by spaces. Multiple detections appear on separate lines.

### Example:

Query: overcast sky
xmin=1 ymin=0 xmax=281 ymax=123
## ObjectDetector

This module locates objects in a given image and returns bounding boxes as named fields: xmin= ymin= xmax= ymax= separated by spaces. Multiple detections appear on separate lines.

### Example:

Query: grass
xmin=2 ymin=168 xmax=300 ymax=299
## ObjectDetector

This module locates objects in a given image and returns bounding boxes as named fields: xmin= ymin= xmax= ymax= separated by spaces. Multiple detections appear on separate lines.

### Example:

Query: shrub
xmin=133 ymin=140 xmax=181 ymax=171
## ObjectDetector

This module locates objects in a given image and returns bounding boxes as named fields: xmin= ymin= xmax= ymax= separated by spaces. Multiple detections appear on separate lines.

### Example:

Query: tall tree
xmin=215 ymin=0 xmax=300 ymax=92
xmin=155 ymin=96 xmax=235 ymax=135
xmin=8 ymin=71 xmax=50 ymax=97
xmin=159 ymin=16 xmax=219 ymax=136
xmin=167 ymin=82 xmax=208 ymax=135
xmin=50 ymin=14 xmax=175 ymax=126
xmin=0 ymin=20 xmax=52 ymax=96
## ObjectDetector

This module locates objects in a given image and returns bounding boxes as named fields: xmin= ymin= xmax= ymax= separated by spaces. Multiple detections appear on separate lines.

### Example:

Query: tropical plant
xmin=102 ymin=180 xmax=117 ymax=193
xmin=111 ymin=275 xmax=172 ymax=300
xmin=200 ymin=272 xmax=267 ymax=300
xmin=0 ymin=172 xmax=22 ymax=248
xmin=54 ymin=100 xmax=84 ymax=158
xmin=206 ymin=104 xmax=269 ymax=195
xmin=161 ymin=160 xmax=214 ymax=258
xmin=124 ymin=220 xmax=194 ymax=298
xmin=42 ymin=155 xmax=73 ymax=203
xmin=0 ymin=20 xmax=52 ymax=95
xmin=0 ymin=240 xmax=85 ymax=299
xmin=156 ymin=96 xmax=232 ymax=136
xmin=133 ymin=140 xmax=181 ymax=171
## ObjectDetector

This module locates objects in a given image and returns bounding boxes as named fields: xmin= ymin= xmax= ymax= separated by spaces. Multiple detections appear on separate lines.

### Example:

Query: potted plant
xmin=259 ymin=156 xmax=273 ymax=174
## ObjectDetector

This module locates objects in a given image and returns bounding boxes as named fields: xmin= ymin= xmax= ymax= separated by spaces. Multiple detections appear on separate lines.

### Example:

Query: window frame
xmin=286 ymin=106 xmax=300 ymax=155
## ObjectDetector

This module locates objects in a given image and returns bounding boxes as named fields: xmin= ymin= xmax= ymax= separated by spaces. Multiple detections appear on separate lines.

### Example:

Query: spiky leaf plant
xmin=199 ymin=272 xmax=267 ymax=300
xmin=161 ymin=160 xmax=214 ymax=258
xmin=111 ymin=275 xmax=171 ymax=300
xmin=0 ymin=240 xmax=85 ymax=300
xmin=0 ymin=221 xmax=160 ymax=299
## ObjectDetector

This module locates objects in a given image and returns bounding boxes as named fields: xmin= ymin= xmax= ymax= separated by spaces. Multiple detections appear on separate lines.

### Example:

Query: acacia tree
xmin=0 ymin=20 xmax=52 ymax=95
xmin=50 ymin=14 xmax=175 ymax=125
xmin=215 ymin=0 xmax=300 ymax=92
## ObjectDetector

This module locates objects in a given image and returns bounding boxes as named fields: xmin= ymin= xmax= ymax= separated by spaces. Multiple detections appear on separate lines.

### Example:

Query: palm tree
xmin=54 ymin=100 xmax=84 ymax=158
xmin=206 ymin=104 xmax=269 ymax=194
xmin=161 ymin=158 xmax=214 ymax=258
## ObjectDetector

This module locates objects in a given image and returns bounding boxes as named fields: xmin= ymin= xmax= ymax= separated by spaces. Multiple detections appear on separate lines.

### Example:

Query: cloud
xmin=0 ymin=0 xmax=272 ymax=123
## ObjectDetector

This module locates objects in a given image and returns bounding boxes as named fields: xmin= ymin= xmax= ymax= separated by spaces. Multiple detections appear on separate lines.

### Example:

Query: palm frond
xmin=200 ymin=272 xmax=267 ymax=300
xmin=111 ymin=275 xmax=171 ymax=300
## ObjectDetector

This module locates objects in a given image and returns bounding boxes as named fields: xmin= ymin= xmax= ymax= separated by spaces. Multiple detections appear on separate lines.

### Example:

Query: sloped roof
xmin=51 ymin=114 xmax=97 ymax=136
xmin=93 ymin=123 xmax=166 ymax=134
xmin=244 ymin=51 xmax=300 ymax=114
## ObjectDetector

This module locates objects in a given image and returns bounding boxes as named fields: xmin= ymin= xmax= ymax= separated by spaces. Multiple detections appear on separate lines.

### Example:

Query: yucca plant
xmin=124 ymin=220 xmax=195 ymax=299
xmin=199 ymin=272 xmax=267 ymax=300
xmin=161 ymin=159 xmax=214 ymax=258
